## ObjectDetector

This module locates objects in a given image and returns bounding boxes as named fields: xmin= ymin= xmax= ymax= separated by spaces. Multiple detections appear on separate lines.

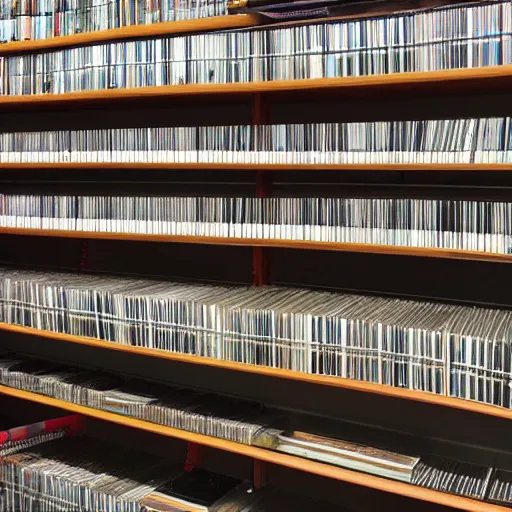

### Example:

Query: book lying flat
xmin=253 ymin=430 xmax=419 ymax=482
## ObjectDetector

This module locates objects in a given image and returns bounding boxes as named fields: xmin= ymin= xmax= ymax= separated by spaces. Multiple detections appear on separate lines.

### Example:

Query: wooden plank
xmin=0 ymin=15 xmax=261 ymax=55
xmin=2 ymin=322 xmax=512 ymax=422
xmin=0 ymin=384 xmax=507 ymax=512
xmin=1 ymin=65 xmax=512 ymax=106
xmin=1 ymin=227 xmax=512 ymax=264
xmin=0 ymin=162 xmax=511 ymax=171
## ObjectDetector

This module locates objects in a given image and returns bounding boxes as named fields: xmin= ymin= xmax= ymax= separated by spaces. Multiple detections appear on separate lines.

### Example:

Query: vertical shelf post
xmin=252 ymin=459 xmax=269 ymax=489
xmin=252 ymin=93 xmax=270 ymax=286
xmin=80 ymin=240 xmax=89 ymax=272
xmin=184 ymin=442 xmax=203 ymax=471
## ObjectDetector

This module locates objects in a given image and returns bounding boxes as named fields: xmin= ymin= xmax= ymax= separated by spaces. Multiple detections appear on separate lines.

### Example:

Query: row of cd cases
xmin=0 ymin=1 xmax=510 ymax=95
xmin=0 ymin=0 xmax=504 ymax=45
xmin=1 ymin=193 xmax=511 ymax=255
xmin=0 ymin=0 xmax=228 ymax=43
xmin=0 ymin=120 xmax=511 ymax=165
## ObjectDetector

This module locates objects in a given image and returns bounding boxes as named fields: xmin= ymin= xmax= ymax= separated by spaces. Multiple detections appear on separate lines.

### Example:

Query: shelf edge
xmin=1 ymin=227 xmax=511 ymax=264
xmin=1 ymin=162 xmax=512 ymax=170
xmin=1 ymin=65 xmax=512 ymax=105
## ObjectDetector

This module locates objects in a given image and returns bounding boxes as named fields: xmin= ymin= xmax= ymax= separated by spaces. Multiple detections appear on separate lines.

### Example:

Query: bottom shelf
xmin=0 ymin=385 xmax=505 ymax=512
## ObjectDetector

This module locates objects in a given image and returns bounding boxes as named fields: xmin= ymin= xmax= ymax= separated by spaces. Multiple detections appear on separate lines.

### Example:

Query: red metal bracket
xmin=253 ymin=459 xmax=269 ymax=489
xmin=79 ymin=240 xmax=89 ymax=272
xmin=184 ymin=442 xmax=203 ymax=471
xmin=252 ymin=93 xmax=271 ymax=286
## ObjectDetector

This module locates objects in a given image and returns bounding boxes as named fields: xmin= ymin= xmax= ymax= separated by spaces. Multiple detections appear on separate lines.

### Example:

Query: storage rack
xmin=1 ymin=6 xmax=512 ymax=512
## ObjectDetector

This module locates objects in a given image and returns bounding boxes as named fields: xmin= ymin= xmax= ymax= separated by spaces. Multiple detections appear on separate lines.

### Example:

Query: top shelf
xmin=0 ymin=0 xmax=479 ymax=56
xmin=0 ymin=0 xmax=436 ymax=56
xmin=0 ymin=14 xmax=261 ymax=56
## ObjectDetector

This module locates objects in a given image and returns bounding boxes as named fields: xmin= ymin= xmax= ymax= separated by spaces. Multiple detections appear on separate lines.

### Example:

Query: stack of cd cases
xmin=1 ymin=192 xmax=511 ymax=255
xmin=0 ymin=413 xmax=84 ymax=457
xmin=0 ymin=413 xmax=87 ymax=512
xmin=252 ymin=428 xmax=420 ymax=482
xmin=0 ymin=118 xmax=512 ymax=164
xmin=1 ymin=435 xmax=248 ymax=512
xmin=0 ymin=353 xmax=285 ymax=446
xmin=1 ymin=267 xmax=512 ymax=409
xmin=0 ymin=0 xmax=228 ymax=44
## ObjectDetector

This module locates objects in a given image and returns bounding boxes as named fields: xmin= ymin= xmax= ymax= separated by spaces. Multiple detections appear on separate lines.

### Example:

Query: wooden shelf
xmin=2 ymin=65 xmax=512 ymax=108
xmin=3 ymin=322 xmax=512 ymax=423
xmin=0 ymin=15 xmax=261 ymax=56
xmin=0 ymin=383 xmax=507 ymax=512
xmin=1 ymin=227 xmax=511 ymax=264
xmin=1 ymin=162 xmax=512 ymax=171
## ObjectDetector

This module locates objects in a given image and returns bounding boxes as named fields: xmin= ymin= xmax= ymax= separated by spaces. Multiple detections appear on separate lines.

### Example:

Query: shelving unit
xmin=2 ymin=2 xmax=512 ymax=511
